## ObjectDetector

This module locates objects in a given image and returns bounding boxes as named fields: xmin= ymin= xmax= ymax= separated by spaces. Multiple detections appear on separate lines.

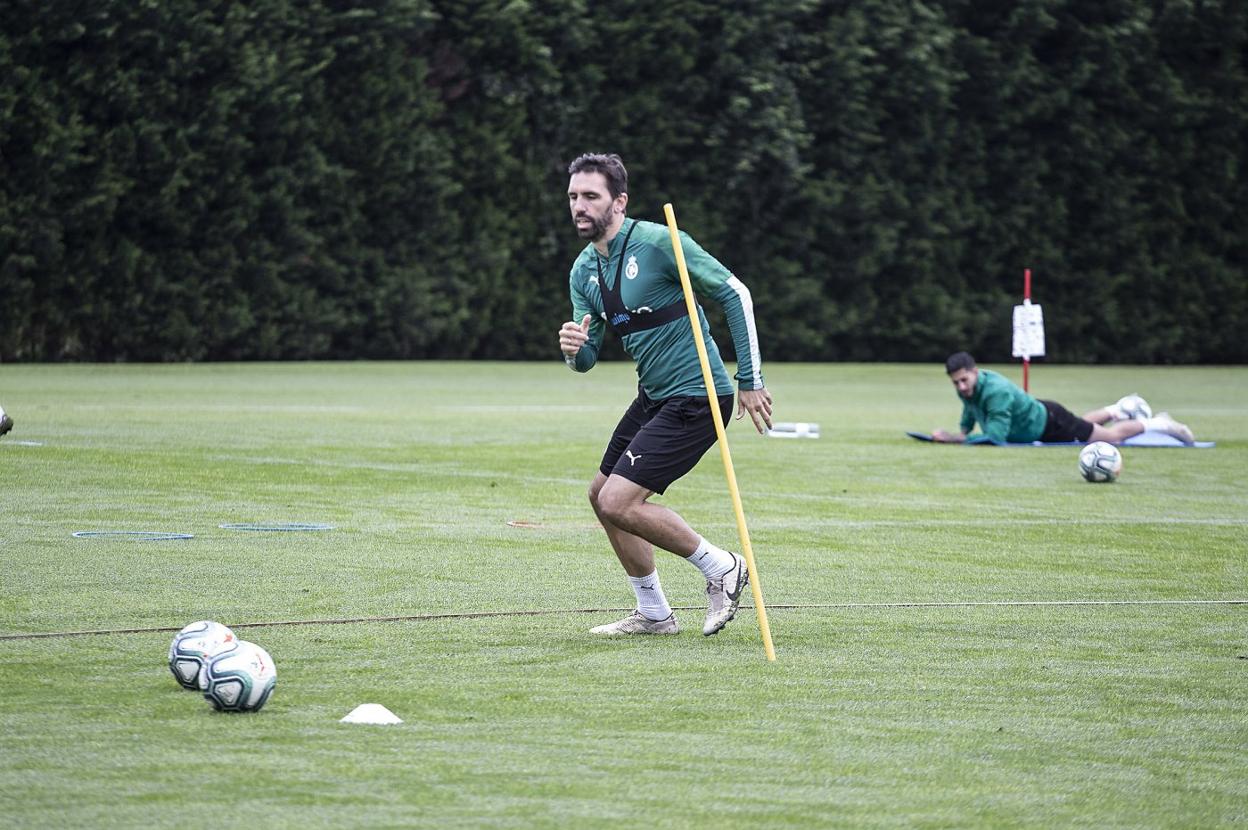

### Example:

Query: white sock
xmin=687 ymin=536 xmax=735 ymax=579
xmin=628 ymin=571 xmax=672 ymax=621
xmin=1142 ymin=416 xmax=1169 ymax=432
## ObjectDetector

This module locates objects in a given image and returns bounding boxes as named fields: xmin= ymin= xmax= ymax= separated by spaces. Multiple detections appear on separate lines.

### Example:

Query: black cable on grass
xmin=1 ymin=599 xmax=1244 ymax=641
xmin=72 ymin=531 xmax=194 ymax=541
xmin=218 ymin=523 xmax=335 ymax=531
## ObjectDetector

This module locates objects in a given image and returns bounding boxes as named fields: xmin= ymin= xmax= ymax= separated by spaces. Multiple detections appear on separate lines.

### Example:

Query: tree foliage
xmin=2 ymin=0 xmax=1244 ymax=362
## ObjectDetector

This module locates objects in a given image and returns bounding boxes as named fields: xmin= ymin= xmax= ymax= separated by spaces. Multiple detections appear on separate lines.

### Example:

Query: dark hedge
xmin=2 ymin=0 xmax=1244 ymax=362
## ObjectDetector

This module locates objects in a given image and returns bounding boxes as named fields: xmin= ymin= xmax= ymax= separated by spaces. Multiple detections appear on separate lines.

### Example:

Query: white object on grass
xmin=767 ymin=422 xmax=820 ymax=439
xmin=168 ymin=620 xmax=237 ymax=690
xmin=341 ymin=703 xmax=404 ymax=725
xmin=201 ymin=640 xmax=277 ymax=712
xmin=1078 ymin=441 xmax=1123 ymax=483
xmin=1114 ymin=393 xmax=1152 ymax=421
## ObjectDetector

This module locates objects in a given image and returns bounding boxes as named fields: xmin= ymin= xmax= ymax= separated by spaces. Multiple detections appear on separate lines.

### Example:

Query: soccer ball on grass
xmin=168 ymin=620 xmax=236 ymax=690
xmin=1115 ymin=393 xmax=1152 ymax=421
xmin=201 ymin=639 xmax=277 ymax=712
xmin=1078 ymin=441 xmax=1123 ymax=483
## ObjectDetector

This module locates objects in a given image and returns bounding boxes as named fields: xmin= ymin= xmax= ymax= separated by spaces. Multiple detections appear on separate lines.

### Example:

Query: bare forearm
xmin=931 ymin=429 xmax=966 ymax=443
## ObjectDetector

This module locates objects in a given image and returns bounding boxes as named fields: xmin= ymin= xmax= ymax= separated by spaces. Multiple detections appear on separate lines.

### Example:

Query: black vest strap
xmin=598 ymin=221 xmax=691 ymax=337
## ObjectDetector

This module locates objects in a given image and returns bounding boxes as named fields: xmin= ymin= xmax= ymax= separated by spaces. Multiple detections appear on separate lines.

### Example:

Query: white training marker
xmin=340 ymin=703 xmax=403 ymax=725
xmin=767 ymin=422 xmax=820 ymax=439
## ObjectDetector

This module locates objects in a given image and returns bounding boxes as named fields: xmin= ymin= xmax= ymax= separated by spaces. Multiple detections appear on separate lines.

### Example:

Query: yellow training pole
xmin=663 ymin=203 xmax=776 ymax=662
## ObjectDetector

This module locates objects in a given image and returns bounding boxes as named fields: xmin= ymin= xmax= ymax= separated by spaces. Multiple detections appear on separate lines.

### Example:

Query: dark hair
xmin=567 ymin=153 xmax=628 ymax=200
xmin=945 ymin=351 xmax=977 ymax=374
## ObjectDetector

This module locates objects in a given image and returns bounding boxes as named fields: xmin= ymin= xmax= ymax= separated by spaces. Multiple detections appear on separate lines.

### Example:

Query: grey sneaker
xmin=1154 ymin=412 xmax=1195 ymax=445
xmin=703 ymin=553 xmax=748 ymax=636
xmin=0 ymin=413 xmax=12 ymax=437
xmin=590 ymin=610 xmax=680 ymax=635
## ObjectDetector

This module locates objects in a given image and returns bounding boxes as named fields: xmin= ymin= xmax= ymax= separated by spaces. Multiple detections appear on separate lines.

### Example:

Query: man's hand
xmin=931 ymin=429 xmax=964 ymax=443
xmin=737 ymin=388 xmax=773 ymax=434
xmin=559 ymin=314 xmax=592 ymax=358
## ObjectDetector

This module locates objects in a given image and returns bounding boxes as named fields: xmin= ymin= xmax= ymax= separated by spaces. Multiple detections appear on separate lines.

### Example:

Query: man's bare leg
xmin=589 ymin=472 xmax=748 ymax=636
xmin=1082 ymin=407 xmax=1116 ymax=425
xmin=1084 ymin=410 xmax=1194 ymax=444
xmin=590 ymin=473 xmax=699 ymax=569
xmin=586 ymin=472 xmax=688 ymax=633
xmin=1088 ymin=420 xmax=1146 ymax=444
xmin=588 ymin=472 xmax=661 ymax=577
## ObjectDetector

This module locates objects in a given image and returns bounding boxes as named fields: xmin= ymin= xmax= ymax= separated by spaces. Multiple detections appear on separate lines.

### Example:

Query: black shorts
xmin=600 ymin=386 xmax=735 ymax=494
xmin=1038 ymin=399 xmax=1095 ymax=443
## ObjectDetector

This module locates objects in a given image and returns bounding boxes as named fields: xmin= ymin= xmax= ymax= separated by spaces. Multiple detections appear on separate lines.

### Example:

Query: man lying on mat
xmin=931 ymin=352 xmax=1196 ymax=446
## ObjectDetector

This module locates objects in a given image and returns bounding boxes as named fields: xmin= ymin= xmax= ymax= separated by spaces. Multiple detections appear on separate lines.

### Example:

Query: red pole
xmin=1022 ymin=268 xmax=1031 ymax=393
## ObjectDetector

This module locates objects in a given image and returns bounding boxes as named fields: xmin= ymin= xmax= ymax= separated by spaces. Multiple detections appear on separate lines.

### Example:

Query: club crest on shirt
xmin=625 ymin=256 xmax=639 ymax=280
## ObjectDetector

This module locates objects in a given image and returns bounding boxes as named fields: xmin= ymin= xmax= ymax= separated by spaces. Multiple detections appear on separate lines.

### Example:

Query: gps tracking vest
xmin=597 ymin=222 xmax=691 ymax=337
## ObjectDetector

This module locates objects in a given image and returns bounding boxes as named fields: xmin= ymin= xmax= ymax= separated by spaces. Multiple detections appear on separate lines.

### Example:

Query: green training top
xmin=958 ymin=368 xmax=1048 ymax=444
xmin=565 ymin=217 xmax=764 ymax=400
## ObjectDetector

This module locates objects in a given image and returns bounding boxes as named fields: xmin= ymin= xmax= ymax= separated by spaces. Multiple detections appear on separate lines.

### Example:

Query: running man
xmin=558 ymin=152 xmax=773 ymax=637
xmin=932 ymin=351 xmax=1196 ymax=445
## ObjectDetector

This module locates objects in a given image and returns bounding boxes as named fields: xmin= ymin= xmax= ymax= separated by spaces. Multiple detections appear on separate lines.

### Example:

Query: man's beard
xmin=574 ymin=211 xmax=611 ymax=241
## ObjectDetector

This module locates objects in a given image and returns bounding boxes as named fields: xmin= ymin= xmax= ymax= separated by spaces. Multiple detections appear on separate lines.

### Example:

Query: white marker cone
xmin=340 ymin=703 xmax=403 ymax=725
xmin=766 ymin=422 xmax=820 ymax=439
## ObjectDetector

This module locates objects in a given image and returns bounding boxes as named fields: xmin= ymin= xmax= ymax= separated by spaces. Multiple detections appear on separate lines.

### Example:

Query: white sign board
xmin=1012 ymin=302 xmax=1045 ymax=358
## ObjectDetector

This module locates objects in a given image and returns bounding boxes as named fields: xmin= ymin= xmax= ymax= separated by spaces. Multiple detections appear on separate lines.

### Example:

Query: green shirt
xmin=958 ymin=368 xmax=1048 ymax=444
xmin=566 ymin=217 xmax=764 ymax=400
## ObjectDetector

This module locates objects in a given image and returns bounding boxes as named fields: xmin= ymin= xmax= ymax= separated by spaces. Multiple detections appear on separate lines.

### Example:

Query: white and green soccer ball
xmin=168 ymin=620 xmax=236 ymax=690
xmin=1079 ymin=441 xmax=1123 ymax=483
xmin=1115 ymin=393 xmax=1152 ymax=421
xmin=201 ymin=640 xmax=277 ymax=713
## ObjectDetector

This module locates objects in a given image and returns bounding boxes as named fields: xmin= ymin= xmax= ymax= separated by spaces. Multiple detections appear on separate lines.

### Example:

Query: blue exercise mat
xmin=906 ymin=430 xmax=1214 ymax=448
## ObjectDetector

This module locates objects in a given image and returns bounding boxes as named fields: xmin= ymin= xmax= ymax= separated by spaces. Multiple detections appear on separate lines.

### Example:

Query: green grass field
xmin=1 ymin=361 xmax=1245 ymax=828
